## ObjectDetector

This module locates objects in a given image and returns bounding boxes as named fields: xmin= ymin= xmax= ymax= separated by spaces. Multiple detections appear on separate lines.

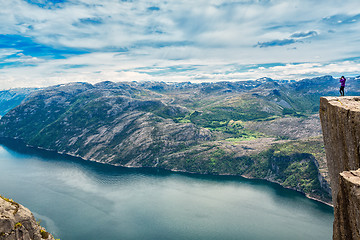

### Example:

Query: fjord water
xmin=0 ymin=142 xmax=333 ymax=240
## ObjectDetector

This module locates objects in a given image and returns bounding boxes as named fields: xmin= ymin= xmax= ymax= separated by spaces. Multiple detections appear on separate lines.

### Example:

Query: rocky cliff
xmin=320 ymin=96 xmax=360 ymax=239
xmin=0 ymin=195 xmax=55 ymax=240
xmin=336 ymin=169 xmax=360 ymax=240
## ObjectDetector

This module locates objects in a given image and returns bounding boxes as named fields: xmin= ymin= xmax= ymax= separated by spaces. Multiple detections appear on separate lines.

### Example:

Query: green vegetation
xmin=257 ymin=149 xmax=321 ymax=193
xmin=282 ymin=108 xmax=306 ymax=117
xmin=14 ymin=222 xmax=22 ymax=229
xmin=161 ymin=138 xmax=330 ymax=202
xmin=224 ymin=122 xmax=265 ymax=141
xmin=0 ymin=195 xmax=20 ymax=215
xmin=40 ymin=229 xmax=50 ymax=239
xmin=0 ymin=78 xmax=341 ymax=203
xmin=173 ymin=112 xmax=192 ymax=123
xmin=189 ymin=96 xmax=277 ymax=129
xmin=271 ymin=138 xmax=325 ymax=160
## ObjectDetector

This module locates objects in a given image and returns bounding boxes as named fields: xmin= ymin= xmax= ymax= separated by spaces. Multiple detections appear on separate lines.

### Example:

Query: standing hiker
xmin=339 ymin=76 xmax=346 ymax=96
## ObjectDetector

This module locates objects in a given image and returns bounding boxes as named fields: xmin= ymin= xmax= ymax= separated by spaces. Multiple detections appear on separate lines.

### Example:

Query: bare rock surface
xmin=336 ymin=169 xmax=360 ymax=240
xmin=0 ymin=195 xmax=55 ymax=240
xmin=320 ymin=96 xmax=360 ymax=240
xmin=245 ymin=114 xmax=322 ymax=140
xmin=320 ymin=96 xmax=360 ymax=203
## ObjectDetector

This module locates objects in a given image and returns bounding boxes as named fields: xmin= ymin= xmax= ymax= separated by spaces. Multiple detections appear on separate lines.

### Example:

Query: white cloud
xmin=0 ymin=0 xmax=360 ymax=88
xmin=0 ymin=49 xmax=21 ymax=58
xmin=1 ymin=49 xmax=359 ymax=89
xmin=3 ymin=53 xmax=41 ymax=63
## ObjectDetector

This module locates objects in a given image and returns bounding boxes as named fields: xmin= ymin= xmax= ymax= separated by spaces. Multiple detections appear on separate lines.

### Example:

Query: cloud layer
xmin=1 ymin=0 xmax=360 ymax=88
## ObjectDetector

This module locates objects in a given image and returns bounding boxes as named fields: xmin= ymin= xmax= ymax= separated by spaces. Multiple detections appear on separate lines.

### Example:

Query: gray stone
xmin=320 ymin=96 xmax=360 ymax=240
xmin=335 ymin=169 xmax=360 ymax=240
xmin=0 ymin=196 xmax=55 ymax=240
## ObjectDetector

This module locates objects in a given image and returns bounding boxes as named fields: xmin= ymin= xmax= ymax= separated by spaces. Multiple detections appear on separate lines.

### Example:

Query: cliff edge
xmin=320 ymin=96 xmax=360 ymax=240
xmin=0 ymin=195 xmax=55 ymax=240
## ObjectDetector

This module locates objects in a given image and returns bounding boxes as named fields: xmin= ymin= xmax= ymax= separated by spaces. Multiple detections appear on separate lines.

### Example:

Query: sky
xmin=1 ymin=0 xmax=360 ymax=89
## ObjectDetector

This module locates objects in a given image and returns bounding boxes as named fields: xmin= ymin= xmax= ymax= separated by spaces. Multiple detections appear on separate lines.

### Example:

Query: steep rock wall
xmin=336 ymin=169 xmax=360 ymax=239
xmin=320 ymin=96 xmax=360 ymax=239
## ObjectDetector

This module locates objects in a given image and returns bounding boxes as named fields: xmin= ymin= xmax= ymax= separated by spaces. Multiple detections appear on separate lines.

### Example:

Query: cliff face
xmin=0 ymin=195 xmax=55 ymax=240
xmin=336 ymin=169 xmax=360 ymax=240
xmin=320 ymin=96 xmax=360 ymax=239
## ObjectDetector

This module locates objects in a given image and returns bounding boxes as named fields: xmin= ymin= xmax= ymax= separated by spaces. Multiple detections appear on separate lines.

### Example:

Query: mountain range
xmin=1 ymin=75 xmax=359 ymax=204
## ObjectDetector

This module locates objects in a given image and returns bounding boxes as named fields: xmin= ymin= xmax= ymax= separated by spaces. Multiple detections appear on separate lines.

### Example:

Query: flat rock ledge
xmin=320 ymin=96 xmax=360 ymax=240
xmin=0 ymin=195 xmax=55 ymax=240
xmin=320 ymin=96 xmax=360 ymax=203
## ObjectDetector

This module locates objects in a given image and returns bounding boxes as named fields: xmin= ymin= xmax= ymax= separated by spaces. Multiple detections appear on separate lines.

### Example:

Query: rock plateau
xmin=320 ymin=96 xmax=360 ymax=240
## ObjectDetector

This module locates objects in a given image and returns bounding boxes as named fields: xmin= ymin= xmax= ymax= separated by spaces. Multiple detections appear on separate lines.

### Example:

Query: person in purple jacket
xmin=339 ymin=76 xmax=346 ymax=96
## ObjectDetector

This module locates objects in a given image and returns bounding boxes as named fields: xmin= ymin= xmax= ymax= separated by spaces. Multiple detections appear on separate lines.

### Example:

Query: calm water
xmin=0 ymin=141 xmax=333 ymax=240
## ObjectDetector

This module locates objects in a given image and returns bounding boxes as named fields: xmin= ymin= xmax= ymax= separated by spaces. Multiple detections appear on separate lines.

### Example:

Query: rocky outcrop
xmin=336 ymin=169 xmax=360 ymax=240
xmin=320 ymin=96 xmax=360 ymax=239
xmin=0 ymin=195 xmax=55 ymax=240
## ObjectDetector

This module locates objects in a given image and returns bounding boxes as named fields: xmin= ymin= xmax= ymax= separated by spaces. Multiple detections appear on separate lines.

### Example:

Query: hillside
xmin=0 ymin=88 xmax=38 ymax=117
xmin=1 ymin=76 xmax=359 ymax=203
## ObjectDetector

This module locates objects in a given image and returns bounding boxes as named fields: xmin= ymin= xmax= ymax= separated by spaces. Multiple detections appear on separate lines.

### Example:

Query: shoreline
xmin=239 ymin=173 xmax=333 ymax=207
xmin=0 ymin=137 xmax=333 ymax=207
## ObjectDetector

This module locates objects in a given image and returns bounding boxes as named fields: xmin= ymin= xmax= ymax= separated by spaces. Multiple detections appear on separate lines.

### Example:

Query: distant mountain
xmin=1 ymin=76 xmax=358 ymax=203
xmin=0 ymin=88 xmax=38 ymax=117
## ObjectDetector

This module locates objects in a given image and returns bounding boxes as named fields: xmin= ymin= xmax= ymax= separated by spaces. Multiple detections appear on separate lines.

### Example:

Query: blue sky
xmin=1 ymin=0 xmax=360 ymax=89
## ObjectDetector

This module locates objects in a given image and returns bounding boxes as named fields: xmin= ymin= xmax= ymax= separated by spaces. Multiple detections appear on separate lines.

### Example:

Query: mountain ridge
xmin=1 ymin=75 xmax=359 ymax=204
